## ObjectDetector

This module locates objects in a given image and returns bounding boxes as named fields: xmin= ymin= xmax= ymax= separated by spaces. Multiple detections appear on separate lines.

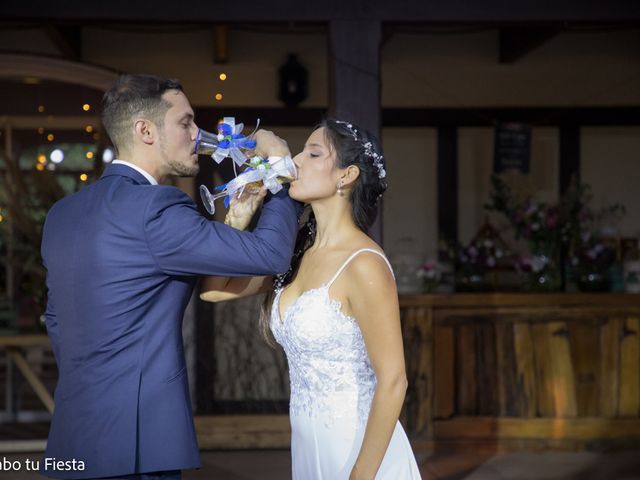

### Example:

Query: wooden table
xmin=0 ymin=334 xmax=54 ymax=417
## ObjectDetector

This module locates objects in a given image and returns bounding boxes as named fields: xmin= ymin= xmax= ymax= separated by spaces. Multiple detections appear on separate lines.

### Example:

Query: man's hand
xmin=224 ymin=186 xmax=268 ymax=230
xmin=253 ymin=129 xmax=290 ymax=158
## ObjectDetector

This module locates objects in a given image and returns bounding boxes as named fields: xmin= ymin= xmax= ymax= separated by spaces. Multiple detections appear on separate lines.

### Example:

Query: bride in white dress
xmin=202 ymin=121 xmax=421 ymax=479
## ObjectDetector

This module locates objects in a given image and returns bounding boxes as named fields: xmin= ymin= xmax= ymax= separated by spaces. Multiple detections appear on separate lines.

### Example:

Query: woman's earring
xmin=336 ymin=180 xmax=344 ymax=196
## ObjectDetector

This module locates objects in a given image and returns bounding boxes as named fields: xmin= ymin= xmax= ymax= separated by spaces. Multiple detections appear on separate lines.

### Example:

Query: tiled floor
xmin=3 ymin=449 xmax=640 ymax=479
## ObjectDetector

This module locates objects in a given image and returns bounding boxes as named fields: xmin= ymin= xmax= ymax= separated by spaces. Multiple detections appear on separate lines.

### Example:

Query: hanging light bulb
xmin=102 ymin=148 xmax=114 ymax=163
xmin=50 ymin=149 xmax=64 ymax=164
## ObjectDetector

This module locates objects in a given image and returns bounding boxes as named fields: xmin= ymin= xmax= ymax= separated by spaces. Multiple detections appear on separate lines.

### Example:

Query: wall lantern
xmin=278 ymin=53 xmax=308 ymax=108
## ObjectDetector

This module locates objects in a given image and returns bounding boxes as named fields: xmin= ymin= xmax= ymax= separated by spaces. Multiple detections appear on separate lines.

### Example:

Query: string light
xmin=219 ymin=73 xmax=227 ymax=81
xmin=36 ymin=164 xmax=45 ymax=171
xmin=86 ymin=152 xmax=94 ymax=159
xmin=215 ymin=93 xmax=223 ymax=101
xmin=37 ymin=153 xmax=47 ymax=164
xmin=37 ymin=127 xmax=44 ymax=134
xmin=79 ymin=173 xmax=88 ymax=182
xmin=37 ymin=105 xmax=45 ymax=113
xmin=85 ymin=125 xmax=93 ymax=133
xmin=82 ymin=104 xmax=91 ymax=112
xmin=47 ymin=134 xmax=55 ymax=142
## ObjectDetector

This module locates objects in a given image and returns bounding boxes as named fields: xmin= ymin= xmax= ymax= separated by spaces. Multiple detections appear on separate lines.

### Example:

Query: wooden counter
xmin=399 ymin=293 xmax=640 ymax=449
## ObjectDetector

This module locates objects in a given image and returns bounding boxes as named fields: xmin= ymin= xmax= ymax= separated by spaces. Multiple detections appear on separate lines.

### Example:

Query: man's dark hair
xmin=101 ymin=74 xmax=183 ymax=154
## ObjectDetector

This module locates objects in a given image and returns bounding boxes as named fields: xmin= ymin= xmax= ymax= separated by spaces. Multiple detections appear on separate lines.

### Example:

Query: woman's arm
xmin=199 ymin=275 xmax=273 ymax=302
xmin=199 ymin=181 xmax=273 ymax=303
xmin=199 ymin=129 xmax=295 ymax=303
xmin=345 ymin=254 xmax=408 ymax=480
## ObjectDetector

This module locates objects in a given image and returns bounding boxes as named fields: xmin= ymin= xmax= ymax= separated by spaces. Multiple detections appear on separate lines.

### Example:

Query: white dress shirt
xmin=112 ymin=160 xmax=158 ymax=185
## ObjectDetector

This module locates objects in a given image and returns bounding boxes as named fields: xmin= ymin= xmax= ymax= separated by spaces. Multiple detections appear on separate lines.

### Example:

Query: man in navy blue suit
xmin=40 ymin=74 xmax=301 ymax=479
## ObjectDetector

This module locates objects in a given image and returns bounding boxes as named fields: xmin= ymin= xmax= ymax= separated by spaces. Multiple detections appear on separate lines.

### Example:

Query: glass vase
xmin=577 ymin=269 xmax=610 ymax=292
xmin=455 ymin=271 xmax=489 ymax=292
xmin=521 ymin=263 xmax=562 ymax=292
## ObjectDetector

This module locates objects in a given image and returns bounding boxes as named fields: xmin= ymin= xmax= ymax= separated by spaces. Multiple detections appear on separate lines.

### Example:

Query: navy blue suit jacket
xmin=40 ymin=163 xmax=301 ymax=478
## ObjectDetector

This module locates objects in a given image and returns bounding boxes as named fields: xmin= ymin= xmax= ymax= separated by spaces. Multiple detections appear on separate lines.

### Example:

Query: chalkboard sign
xmin=493 ymin=122 xmax=531 ymax=174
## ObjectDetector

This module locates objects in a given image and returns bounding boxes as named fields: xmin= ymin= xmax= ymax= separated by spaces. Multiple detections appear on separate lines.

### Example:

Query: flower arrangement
xmin=486 ymin=175 xmax=625 ymax=292
xmin=437 ymin=231 xmax=510 ymax=292
xmin=485 ymin=175 xmax=573 ymax=259
xmin=457 ymin=239 xmax=504 ymax=272
xmin=486 ymin=176 xmax=569 ymax=290
xmin=416 ymin=260 xmax=443 ymax=292
xmin=570 ymin=231 xmax=616 ymax=272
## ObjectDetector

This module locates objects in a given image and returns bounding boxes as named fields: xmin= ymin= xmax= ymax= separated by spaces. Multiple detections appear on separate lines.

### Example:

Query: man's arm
xmin=146 ymin=128 xmax=302 ymax=277
xmin=145 ymin=185 xmax=302 ymax=277
xmin=43 ymin=270 xmax=61 ymax=363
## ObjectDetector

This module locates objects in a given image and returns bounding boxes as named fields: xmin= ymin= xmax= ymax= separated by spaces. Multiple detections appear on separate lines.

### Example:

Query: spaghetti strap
xmin=326 ymin=248 xmax=394 ymax=289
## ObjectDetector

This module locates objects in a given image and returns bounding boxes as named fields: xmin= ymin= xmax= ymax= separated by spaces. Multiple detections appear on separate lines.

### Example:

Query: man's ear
xmin=134 ymin=119 xmax=155 ymax=146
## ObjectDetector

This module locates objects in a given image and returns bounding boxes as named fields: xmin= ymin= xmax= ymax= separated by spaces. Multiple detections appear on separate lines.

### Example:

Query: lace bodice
xmin=270 ymin=249 xmax=394 ymax=427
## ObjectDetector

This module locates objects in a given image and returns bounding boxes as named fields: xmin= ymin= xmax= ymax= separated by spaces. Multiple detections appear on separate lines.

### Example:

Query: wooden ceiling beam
xmin=1 ymin=0 xmax=639 ymax=23
xmin=212 ymin=25 xmax=228 ymax=64
xmin=44 ymin=25 xmax=83 ymax=61
xmin=499 ymin=27 xmax=559 ymax=64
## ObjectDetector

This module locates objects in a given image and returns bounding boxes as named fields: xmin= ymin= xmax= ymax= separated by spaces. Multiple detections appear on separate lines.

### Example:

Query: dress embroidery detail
xmin=270 ymin=248 xmax=393 ymax=428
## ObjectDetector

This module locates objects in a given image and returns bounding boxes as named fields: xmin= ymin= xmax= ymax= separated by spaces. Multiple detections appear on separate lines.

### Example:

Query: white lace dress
xmin=271 ymin=248 xmax=422 ymax=479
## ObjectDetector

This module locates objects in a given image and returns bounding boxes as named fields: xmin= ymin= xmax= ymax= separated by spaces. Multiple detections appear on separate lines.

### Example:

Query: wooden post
xmin=559 ymin=124 xmax=580 ymax=195
xmin=329 ymin=19 xmax=382 ymax=244
xmin=437 ymin=126 xmax=458 ymax=247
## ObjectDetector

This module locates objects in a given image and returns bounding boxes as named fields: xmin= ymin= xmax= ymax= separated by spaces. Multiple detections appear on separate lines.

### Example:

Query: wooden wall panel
xmin=477 ymin=321 xmax=498 ymax=416
xmin=398 ymin=294 xmax=640 ymax=448
xmin=457 ymin=323 xmax=477 ymax=415
xmin=600 ymin=318 xmax=622 ymax=417
xmin=532 ymin=323 xmax=555 ymax=417
xmin=435 ymin=325 xmax=455 ymax=418
xmin=619 ymin=316 xmax=640 ymax=417
xmin=547 ymin=322 xmax=577 ymax=417
xmin=513 ymin=322 xmax=537 ymax=418
xmin=569 ymin=321 xmax=601 ymax=416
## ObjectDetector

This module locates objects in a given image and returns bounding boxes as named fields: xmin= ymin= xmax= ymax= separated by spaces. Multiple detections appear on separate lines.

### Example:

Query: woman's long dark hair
xmin=260 ymin=118 xmax=388 ymax=344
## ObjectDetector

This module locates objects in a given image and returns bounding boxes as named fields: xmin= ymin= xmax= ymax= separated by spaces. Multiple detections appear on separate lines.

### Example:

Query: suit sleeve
xmin=145 ymin=186 xmax=302 ymax=277
xmin=43 ymin=270 xmax=61 ymax=363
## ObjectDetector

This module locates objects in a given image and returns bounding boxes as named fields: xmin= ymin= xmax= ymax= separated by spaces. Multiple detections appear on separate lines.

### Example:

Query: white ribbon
xmin=223 ymin=155 xmax=295 ymax=198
